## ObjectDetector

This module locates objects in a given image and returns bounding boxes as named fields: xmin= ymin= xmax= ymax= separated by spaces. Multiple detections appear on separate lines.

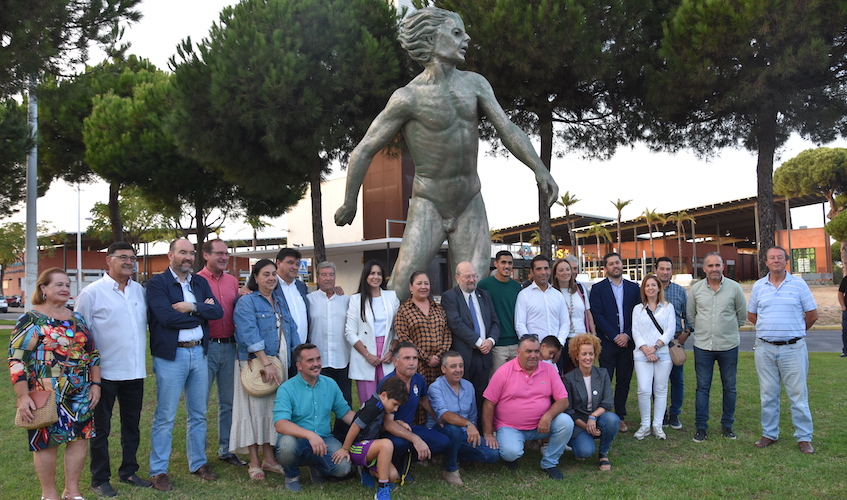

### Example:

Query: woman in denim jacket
xmin=231 ymin=259 xmax=296 ymax=480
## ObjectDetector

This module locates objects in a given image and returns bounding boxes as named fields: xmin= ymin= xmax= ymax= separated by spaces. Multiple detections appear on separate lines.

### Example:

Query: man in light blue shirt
xmin=428 ymin=351 xmax=499 ymax=486
xmin=747 ymin=247 xmax=818 ymax=455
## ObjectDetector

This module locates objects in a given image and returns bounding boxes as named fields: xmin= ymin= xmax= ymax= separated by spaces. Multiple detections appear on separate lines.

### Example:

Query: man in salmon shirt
xmin=481 ymin=335 xmax=574 ymax=480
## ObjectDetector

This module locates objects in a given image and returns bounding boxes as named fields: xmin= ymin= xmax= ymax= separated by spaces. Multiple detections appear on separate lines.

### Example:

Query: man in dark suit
xmin=146 ymin=239 xmax=224 ymax=491
xmin=588 ymin=252 xmax=640 ymax=433
xmin=441 ymin=261 xmax=500 ymax=420
xmin=273 ymin=248 xmax=310 ymax=377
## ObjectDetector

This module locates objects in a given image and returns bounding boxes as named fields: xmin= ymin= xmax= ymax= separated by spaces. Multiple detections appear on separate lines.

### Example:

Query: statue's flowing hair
xmin=398 ymin=7 xmax=463 ymax=64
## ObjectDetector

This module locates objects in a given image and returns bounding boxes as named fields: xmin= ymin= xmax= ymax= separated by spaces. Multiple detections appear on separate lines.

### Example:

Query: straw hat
xmin=240 ymin=357 xmax=284 ymax=397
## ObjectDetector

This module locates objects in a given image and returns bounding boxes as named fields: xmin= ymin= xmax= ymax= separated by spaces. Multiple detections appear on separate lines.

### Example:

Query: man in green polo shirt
xmin=478 ymin=251 xmax=523 ymax=375
xmin=274 ymin=343 xmax=355 ymax=492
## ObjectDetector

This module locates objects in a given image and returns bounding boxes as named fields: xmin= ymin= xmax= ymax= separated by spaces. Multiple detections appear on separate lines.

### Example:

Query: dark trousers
xmin=598 ymin=340 xmax=634 ymax=419
xmin=90 ymin=378 xmax=145 ymax=486
xmin=463 ymin=353 xmax=489 ymax=427
xmin=322 ymin=366 xmax=352 ymax=441
xmin=842 ymin=311 xmax=847 ymax=354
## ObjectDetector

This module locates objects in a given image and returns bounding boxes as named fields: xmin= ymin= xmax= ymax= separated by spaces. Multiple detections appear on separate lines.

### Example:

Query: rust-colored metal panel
xmin=362 ymin=149 xmax=414 ymax=239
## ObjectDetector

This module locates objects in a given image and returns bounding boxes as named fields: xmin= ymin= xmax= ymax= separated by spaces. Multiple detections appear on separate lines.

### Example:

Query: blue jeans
xmin=436 ymin=424 xmax=500 ymax=472
xmin=496 ymin=413 xmax=574 ymax=469
xmin=206 ymin=341 xmax=236 ymax=458
xmin=150 ymin=346 xmax=210 ymax=475
xmin=693 ymin=346 xmax=737 ymax=431
xmin=754 ymin=338 xmax=813 ymax=442
xmin=569 ymin=412 xmax=620 ymax=458
xmin=276 ymin=434 xmax=351 ymax=479
xmin=388 ymin=425 xmax=451 ymax=472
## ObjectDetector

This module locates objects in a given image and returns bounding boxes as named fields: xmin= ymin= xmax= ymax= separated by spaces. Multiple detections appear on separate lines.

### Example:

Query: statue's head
xmin=398 ymin=7 xmax=464 ymax=64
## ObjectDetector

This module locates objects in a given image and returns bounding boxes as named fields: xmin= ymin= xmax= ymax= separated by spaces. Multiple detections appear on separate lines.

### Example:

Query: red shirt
xmin=483 ymin=358 xmax=568 ymax=431
xmin=197 ymin=267 xmax=239 ymax=339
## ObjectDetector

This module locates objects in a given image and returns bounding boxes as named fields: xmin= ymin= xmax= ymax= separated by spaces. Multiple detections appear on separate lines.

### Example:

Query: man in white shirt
xmin=306 ymin=262 xmax=351 ymax=438
xmin=273 ymin=248 xmax=310 ymax=377
xmin=515 ymin=255 xmax=570 ymax=346
xmin=76 ymin=242 xmax=151 ymax=497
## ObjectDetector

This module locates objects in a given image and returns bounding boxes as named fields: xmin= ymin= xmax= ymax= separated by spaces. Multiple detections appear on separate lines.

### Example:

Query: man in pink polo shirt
xmin=482 ymin=335 xmax=574 ymax=480
xmin=197 ymin=238 xmax=247 ymax=466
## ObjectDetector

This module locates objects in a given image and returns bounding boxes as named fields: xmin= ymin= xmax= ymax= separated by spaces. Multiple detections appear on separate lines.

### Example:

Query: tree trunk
xmin=677 ymin=226 xmax=683 ymax=273
xmin=538 ymin=110 xmax=554 ymax=258
xmin=194 ymin=199 xmax=207 ymax=272
xmin=310 ymin=162 xmax=326 ymax=265
xmin=108 ymin=182 xmax=124 ymax=242
xmin=755 ymin=108 xmax=778 ymax=277
xmin=616 ymin=217 xmax=622 ymax=249
xmin=252 ymin=227 xmax=258 ymax=251
xmin=633 ymin=226 xmax=639 ymax=278
xmin=649 ymin=230 xmax=655 ymax=263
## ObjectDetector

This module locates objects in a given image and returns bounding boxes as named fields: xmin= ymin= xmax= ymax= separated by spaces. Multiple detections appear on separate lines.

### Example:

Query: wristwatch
xmin=653 ymin=343 xmax=661 ymax=351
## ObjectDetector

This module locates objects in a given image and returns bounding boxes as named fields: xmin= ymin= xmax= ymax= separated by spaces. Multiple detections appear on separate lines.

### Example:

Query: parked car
xmin=0 ymin=296 xmax=8 ymax=313
xmin=8 ymin=295 xmax=22 ymax=307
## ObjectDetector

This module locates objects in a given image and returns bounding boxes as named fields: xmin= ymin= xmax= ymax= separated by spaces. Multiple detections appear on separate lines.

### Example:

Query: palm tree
xmin=585 ymin=223 xmax=612 ymax=275
xmin=643 ymin=208 xmax=664 ymax=263
xmin=556 ymin=192 xmax=580 ymax=252
xmin=667 ymin=211 xmax=695 ymax=273
xmin=489 ymin=228 xmax=504 ymax=243
xmin=611 ymin=198 xmax=632 ymax=250
xmin=631 ymin=214 xmax=643 ymax=279
xmin=244 ymin=215 xmax=270 ymax=251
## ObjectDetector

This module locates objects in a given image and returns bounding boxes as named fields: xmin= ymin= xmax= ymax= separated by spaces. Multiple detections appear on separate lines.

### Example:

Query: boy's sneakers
xmin=669 ymin=415 xmax=682 ymax=430
xmin=693 ymin=429 xmax=708 ymax=443
xmin=375 ymin=484 xmax=393 ymax=500
xmin=358 ymin=466 xmax=375 ymax=489
xmin=722 ymin=427 xmax=737 ymax=439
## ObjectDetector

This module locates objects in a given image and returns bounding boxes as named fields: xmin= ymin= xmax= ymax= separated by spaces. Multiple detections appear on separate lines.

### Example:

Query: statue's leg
xmin=447 ymin=193 xmax=491 ymax=286
xmin=388 ymin=196 xmax=448 ymax=302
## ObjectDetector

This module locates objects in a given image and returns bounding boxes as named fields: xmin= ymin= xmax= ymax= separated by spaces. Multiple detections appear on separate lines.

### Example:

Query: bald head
xmin=455 ymin=261 xmax=478 ymax=293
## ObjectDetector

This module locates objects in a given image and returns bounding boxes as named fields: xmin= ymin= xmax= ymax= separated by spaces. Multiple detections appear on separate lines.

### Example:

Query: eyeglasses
xmin=519 ymin=334 xmax=539 ymax=341
xmin=208 ymin=251 xmax=230 ymax=257
xmin=111 ymin=255 xmax=138 ymax=262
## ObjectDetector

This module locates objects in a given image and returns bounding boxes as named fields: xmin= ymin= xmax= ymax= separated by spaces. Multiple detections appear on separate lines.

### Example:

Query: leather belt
xmin=761 ymin=337 xmax=802 ymax=346
xmin=177 ymin=340 xmax=202 ymax=348
xmin=209 ymin=337 xmax=236 ymax=344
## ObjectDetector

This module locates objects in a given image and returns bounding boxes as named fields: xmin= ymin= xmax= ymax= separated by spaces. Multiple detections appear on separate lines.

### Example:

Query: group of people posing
xmin=9 ymin=241 xmax=818 ymax=500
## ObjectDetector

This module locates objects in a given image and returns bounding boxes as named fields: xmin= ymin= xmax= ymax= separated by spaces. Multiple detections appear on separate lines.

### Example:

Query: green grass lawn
xmin=2 ymin=332 xmax=845 ymax=499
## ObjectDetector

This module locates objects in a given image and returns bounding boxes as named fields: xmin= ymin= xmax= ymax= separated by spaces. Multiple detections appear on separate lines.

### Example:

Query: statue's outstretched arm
xmin=335 ymin=89 xmax=414 ymax=226
xmin=474 ymin=74 xmax=559 ymax=207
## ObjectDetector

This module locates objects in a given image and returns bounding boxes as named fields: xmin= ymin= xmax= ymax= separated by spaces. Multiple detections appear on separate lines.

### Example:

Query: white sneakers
xmin=633 ymin=426 xmax=651 ymax=440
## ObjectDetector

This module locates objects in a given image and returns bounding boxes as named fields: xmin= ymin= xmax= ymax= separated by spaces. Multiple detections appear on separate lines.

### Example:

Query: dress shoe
xmin=441 ymin=470 xmax=463 ymax=486
xmin=798 ymin=441 xmax=815 ymax=454
xmin=150 ymin=474 xmax=172 ymax=492
xmin=754 ymin=436 xmax=778 ymax=448
xmin=619 ymin=420 xmax=628 ymax=433
xmin=91 ymin=482 xmax=116 ymax=498
xmin=119 ymin=474 xmax=152 ymax=488
xmin=218 ymin=454 xmax=248 ymax=466
xmin=191 ymin=464 xmax=218 ymax=481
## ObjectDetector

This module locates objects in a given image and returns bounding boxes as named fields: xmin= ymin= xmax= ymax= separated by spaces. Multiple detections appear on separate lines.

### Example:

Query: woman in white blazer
xmin=345 ymin=260 xmax=400 ymax=404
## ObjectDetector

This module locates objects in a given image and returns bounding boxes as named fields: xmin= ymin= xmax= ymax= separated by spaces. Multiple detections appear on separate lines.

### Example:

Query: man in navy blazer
xmin=589 ymin=252 xmax=640 ymax=433
xmin=441 ymin=261 xmax=500 ymax=421
xmin=146 ymin=239 xmax=224 ymax=491
xmin=273 ymin=248 xmax=310 ymax=377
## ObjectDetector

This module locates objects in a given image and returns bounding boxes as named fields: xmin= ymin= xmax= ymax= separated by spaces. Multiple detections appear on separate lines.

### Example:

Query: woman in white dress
xmin=345 ymin=260 xmax=400 ymax=404
xmin=231 ymin=259 xmax=294 ymax=480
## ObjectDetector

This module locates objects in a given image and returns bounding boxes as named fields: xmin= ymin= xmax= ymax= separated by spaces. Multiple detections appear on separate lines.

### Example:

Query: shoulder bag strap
xmin=645 ymin=307 xmax=664 ymax=335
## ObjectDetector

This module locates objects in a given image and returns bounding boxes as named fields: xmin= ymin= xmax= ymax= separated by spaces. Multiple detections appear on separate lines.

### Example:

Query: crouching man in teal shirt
xmin=274 ymin=343 xmax=355 ymax=492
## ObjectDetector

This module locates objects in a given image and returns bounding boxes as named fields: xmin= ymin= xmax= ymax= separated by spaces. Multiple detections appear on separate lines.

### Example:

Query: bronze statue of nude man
xmin=335 ymin=7 xmax=558 ymax=301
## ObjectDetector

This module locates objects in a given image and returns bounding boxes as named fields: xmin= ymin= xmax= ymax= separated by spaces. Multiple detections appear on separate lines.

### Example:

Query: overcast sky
xmin=12 ymin=0 xmax=846 ymax=241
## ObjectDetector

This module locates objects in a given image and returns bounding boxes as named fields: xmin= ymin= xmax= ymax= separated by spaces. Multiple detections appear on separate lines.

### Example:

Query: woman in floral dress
xmin=9 ymin=268 xmax=101 ymax=500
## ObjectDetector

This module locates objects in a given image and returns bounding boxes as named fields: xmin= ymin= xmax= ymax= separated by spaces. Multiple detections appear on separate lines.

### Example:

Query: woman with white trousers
xmin=631 ymin=273 xmax=675 ymax=440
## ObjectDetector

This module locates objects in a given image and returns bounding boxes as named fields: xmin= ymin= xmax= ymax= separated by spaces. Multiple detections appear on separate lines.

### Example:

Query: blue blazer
xmin=147 ymin=270 xmax=223 ymax=360
xmin=234 ymin=291 xmax=298 ymax=362
xmin=441 ymin=286 xmax=500 ymax=371
xmin=589 ymin=278 xmax=640 ymax=349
